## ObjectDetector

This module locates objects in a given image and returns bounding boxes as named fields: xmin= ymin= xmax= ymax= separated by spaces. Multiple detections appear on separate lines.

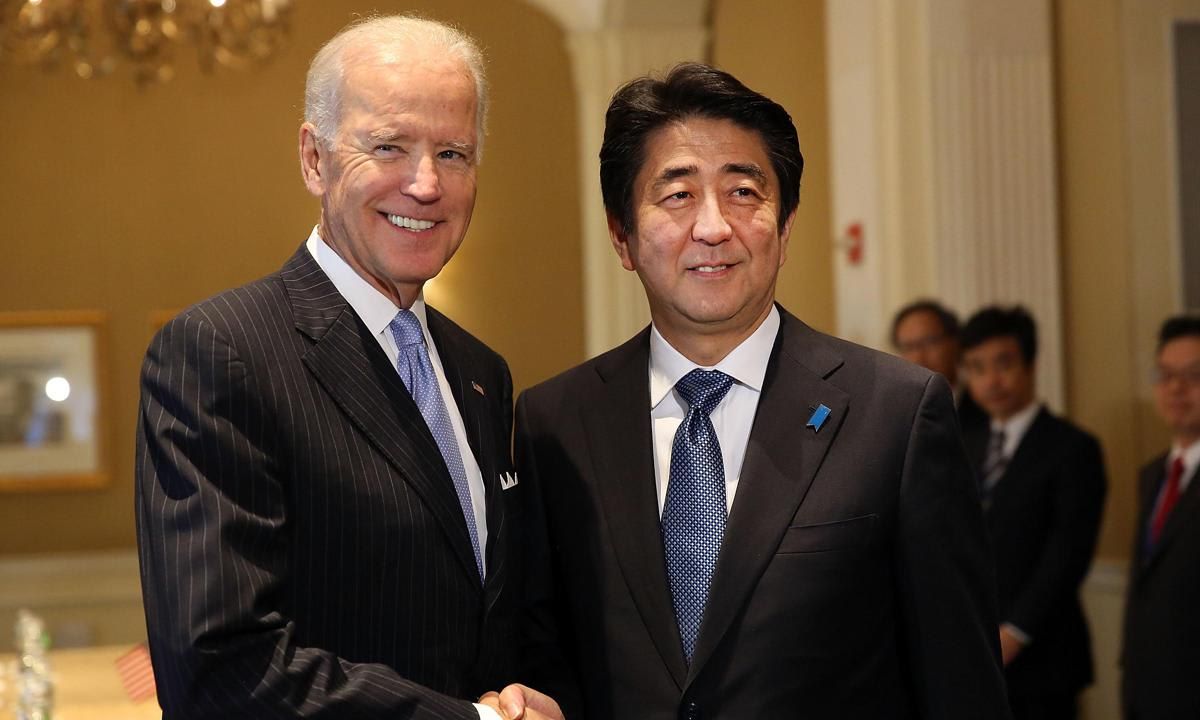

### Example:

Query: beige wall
xmin=1055 ymin=0 xmax=1183 ymax=561
xmin=0 ymin=0 xmax=583 ymax=555
xmin=0 ymin=0 xmax=1166 ymax=570
xmin=712 ymin=0 xmax=836 ymax=333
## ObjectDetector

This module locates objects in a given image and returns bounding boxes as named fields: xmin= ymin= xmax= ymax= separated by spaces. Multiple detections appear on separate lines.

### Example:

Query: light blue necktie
xmin=662 ymin=368 xmax=733 ymax=664
xmin=389 ymin=310 xmax=483 ymax=580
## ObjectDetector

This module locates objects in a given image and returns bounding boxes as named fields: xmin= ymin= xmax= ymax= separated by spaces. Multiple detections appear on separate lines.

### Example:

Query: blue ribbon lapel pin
xmin=806 ymin=403 xmax=832 ymax=433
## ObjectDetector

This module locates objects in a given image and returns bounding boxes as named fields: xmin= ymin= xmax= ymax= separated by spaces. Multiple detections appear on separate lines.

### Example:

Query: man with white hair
xmin=136 ymin=15 xmax=548 ymax=719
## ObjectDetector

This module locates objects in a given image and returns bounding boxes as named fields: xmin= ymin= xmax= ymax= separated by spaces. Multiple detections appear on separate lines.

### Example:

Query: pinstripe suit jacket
xmin=135 ymin=245 xmax=518 ymax=719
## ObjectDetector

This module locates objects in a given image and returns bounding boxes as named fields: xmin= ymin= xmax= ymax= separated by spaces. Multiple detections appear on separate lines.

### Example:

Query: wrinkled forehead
xmin=643 ymin=117 xmax=772 ymax=165
xmin=341 ymin=47 xmax=472 ymax=96
xmin=335 ymin=53 xmax=479 ymax=137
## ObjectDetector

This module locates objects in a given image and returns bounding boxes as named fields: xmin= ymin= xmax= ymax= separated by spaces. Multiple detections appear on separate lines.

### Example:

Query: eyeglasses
xmin=1153 ymin=364 xmax=1200 ymax=387
xmin=896 ymin=334 xmax=949 ymax=354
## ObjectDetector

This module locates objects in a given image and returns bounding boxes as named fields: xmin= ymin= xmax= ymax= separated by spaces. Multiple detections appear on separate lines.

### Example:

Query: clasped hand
xmin=479 ymin=683 xmax=564 ymax=720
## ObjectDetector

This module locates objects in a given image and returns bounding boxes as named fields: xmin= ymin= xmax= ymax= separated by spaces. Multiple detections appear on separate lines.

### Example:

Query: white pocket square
xmin=500 ymin=472 xmax=519 ymax=490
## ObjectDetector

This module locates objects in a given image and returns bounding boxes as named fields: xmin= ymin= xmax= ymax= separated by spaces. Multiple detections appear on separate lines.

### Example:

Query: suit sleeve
xmin=893 ymin=374 xmax=1012 ymax=720
xmin=1005 ymin=432 xmax=1107 ymax=636
xmin=134 ymin=313 xmax=478 ymax=720
xmin=514 ymin=390 xmax=585 ymax=718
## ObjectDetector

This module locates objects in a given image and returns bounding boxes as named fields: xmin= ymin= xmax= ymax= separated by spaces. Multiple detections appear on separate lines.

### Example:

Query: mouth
xmin=383 ymin=212 xmax=437 ymax=232
xmin=687 ymin=263 xmax=735 ymax=276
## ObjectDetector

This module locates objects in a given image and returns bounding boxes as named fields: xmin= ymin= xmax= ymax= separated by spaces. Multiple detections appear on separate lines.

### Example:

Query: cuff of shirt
xmin=476 ymin=702 xmax=503 ymax=720
xmin=1002 ymin=622 xmax=1032 ymax=645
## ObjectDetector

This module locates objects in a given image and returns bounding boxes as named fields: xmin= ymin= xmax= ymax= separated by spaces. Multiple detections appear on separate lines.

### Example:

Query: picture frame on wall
xmin=0 ymin=311 xmax=108 ymax=492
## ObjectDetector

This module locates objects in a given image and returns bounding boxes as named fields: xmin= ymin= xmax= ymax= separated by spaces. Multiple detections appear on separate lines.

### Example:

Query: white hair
xmin=304 ymin=14 xmax=489 ymax=159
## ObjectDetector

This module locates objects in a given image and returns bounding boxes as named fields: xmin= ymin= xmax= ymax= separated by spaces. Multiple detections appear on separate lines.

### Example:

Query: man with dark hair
xmin=892 ymin=299 xmax=961 ymax=376
xmin=960 ymin=305 xmax=1107 ymax=720
xmin=1122 ymin=314 xmax=1200 ymax=720
xmin=502 ymin=62 xmax=1009 ymax=720
xmin=891 ymin=298 xmax=984 ymax=427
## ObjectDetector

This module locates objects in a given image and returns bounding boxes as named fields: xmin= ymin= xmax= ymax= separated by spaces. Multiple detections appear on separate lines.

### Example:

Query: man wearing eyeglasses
xmin=891 ymin=299 xmax=985 ymax=428
xmin=1122 ymin=314 xmax=1200 ymax=720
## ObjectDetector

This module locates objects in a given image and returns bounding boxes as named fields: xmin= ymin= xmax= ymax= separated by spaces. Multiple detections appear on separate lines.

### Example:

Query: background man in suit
xmin=504 ymin=63 xmax=1009 ymax=720
xmin=891 ymin=298 xmax=985 ymax=428
xmin=135 ymin=16 xmax=548 ymax=720
xmin=892 ymin=296 xmax=984 ymax=427
xmin=960 ymin=306 xmax=1107 ymax=720
xmin=1122 ymin=315 xmax=1200 ymax=720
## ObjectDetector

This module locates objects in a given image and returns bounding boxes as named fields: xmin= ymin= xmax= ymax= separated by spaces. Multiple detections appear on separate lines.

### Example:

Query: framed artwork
xmin=0 ymin=311 xmax=108 ymax=492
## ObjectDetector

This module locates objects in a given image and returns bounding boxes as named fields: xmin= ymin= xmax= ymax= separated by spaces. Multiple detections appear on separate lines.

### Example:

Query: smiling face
xmin=299 ymin=49 xmax=478 ymax=308
xmin=610 ymin=117 xmax=793 ymax=360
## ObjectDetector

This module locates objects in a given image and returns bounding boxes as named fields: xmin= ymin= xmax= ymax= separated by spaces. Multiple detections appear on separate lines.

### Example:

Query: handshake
xmin=478 ymin=684 xmax=564 ymax=720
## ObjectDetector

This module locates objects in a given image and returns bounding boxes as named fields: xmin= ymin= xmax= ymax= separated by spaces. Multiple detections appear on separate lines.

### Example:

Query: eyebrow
xmin=650 ymin=164 xmax=698 ymax=191
xmin=443 ymin=140 xmax=476 ymax=155
xmin=649 ymin=162 xmax=769 ymax=191
xmin=367 ymin=129 xmax=403 ymax=143
xmin=725 ymin=162 xmax=769 ymax=185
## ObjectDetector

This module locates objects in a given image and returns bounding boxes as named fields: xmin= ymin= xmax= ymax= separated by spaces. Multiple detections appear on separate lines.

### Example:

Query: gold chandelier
xmin=0 ymin=0 xmax=293 ymax=83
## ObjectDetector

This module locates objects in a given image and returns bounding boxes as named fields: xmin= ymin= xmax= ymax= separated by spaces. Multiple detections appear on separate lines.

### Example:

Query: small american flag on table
xmin=115 ymin=643 xmax=157 ymax=703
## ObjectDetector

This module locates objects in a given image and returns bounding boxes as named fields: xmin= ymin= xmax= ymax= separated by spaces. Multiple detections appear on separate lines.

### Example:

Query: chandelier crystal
xmin=0 ymin=0 xmax=293 ymax=83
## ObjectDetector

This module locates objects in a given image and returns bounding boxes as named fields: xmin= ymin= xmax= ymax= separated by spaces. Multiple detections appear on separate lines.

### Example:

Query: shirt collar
xmin=990 ymin=400 xmax=1041 ymax=455
xmin=649 ymin=306 xmax=780 ymax=409
xmin=305 ymin=226 xmax=429 ymax=337
xmin=1170 ymin=438 xmax=1200 ymax=476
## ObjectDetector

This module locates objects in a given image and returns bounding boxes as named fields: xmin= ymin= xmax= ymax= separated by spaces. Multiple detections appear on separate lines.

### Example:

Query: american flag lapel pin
xmin=806 ymin=403 xmax=832 ymax=433
xmin=471 ymin=380 xmax=486 ymax=397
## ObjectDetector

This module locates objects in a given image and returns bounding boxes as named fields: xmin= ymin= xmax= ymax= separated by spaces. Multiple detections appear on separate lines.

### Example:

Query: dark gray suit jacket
xmin=516 ymin=307 xmax=1011 ymax=719
xmin=1122 ymin=453 xmax=1200 ymax=719
xmin=135 ymin=246 xmax=519 ymax=719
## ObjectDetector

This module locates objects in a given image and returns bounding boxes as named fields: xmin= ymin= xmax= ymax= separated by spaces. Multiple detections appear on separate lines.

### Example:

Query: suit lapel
xmin=583 ymin=329 xmax=689 ymax=690
xmin=686 ymin=310 xmax=848 ymax=684
xmin=1141 ymin=460 xmax=1200 ymax=571
xmin=426 ymin=308 xmax=508 ymax=598
xmin=280 ymin=248 xmax=482 ymax=585
xmin=986 ymin=409 xmax=1051 ymax=509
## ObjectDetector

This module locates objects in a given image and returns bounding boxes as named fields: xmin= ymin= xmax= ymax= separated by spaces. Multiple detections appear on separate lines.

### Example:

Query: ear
xmin=777 ymin=209 xmax=797 ymax=268
xmin=607 ymin=214 xmax=637 ymax=272
xmin=299 ymin=123 xmax=327 ymax=197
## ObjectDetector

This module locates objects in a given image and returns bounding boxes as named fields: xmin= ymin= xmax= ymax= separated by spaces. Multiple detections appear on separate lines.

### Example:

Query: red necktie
xmin=1150 ymin=457 xmax=1186 ymax=546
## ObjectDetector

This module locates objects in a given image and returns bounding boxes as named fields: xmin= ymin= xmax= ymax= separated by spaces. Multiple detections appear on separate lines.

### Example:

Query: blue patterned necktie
xmin=662 ymin=368 xmax=734 ymax=664
xmin=389 ymin=310 xmax=483 ymax=580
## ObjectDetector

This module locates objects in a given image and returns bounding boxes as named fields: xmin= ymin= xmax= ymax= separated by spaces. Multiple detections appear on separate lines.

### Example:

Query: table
xmin=1 ymin=645 xmax=160 ymax=720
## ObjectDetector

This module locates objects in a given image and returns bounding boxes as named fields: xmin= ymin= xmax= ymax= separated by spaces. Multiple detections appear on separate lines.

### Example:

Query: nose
xmin=692 ymin=194 xmax=733 ymax=245
xmin=404 ymin=154 xmax=442 ymax=203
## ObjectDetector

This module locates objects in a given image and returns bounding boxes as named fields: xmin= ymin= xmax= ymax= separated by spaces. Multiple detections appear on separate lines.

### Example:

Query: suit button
xmin=679 ymin=702 xmax=701 ymax=720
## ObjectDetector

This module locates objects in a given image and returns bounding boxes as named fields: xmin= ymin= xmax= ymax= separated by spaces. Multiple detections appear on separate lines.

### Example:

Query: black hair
xmin=961 ymin=305 xmax=1038 ymax=366
xmin=599 ymin=62 xmax=804 ymax=236
xmin=890 ymin=299 xmax=960 ymax=348
xmin=1158 ymin=314 xmax=1200 ymax=351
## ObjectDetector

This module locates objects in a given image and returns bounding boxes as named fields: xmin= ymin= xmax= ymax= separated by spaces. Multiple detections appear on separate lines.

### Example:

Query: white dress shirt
xmin=990 ymin=401 xmax=1041 ymax=460
xmin=987 ymin=400 xmax=1041 ymax=646
xmin=306 ymin=229 xmax=500 ymax=720
xmin=305 ymin=228 xmax=489 ymax=566
xmin=649 ymin=306 xmax=780 ymax=517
